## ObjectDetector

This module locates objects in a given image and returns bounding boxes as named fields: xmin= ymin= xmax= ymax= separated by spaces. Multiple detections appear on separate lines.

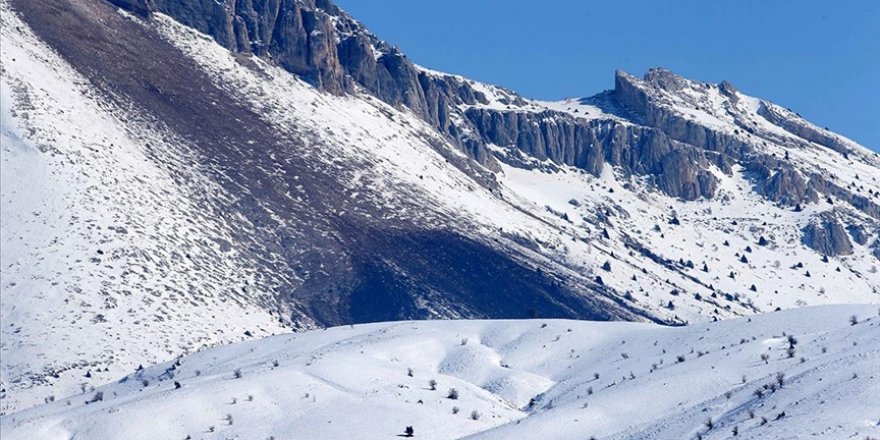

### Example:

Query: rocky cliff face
xmin=759 ymin=167 xmax=817 ymax=206
xmin=122 ymin=0 xmax=496 ymax=166
xmin=102 ymin=0 xmax=723 ymax=201
xmin=802 ymin=212 xmax=854 ymax=256
xmin=758 ymin=102 xmax=853 ymax=156
xmin=107 ymin=1 xmax=880 ymax=225
xmin=462 ymin=108 xmax=718 ymax=200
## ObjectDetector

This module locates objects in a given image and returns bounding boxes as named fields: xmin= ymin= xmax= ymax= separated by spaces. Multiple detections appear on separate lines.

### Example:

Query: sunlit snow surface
xmin=1 ymin=0 xmax=879 ymax=420
xmin=2 ymin=306 xmax=878 ymax=439
xmin=0 ymin=6 xmax=287 ymax=412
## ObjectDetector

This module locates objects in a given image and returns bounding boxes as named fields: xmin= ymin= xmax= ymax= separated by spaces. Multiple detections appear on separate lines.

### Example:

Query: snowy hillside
xmin=2 ymin=305 xmax=878 ymax=439
xmin=2 ymin=0 xmax=880 ymax=418
xmin=145 ymin=4 xmax=880 ymax=325
xmin=0 ymin=6 xmax=296 ymax=412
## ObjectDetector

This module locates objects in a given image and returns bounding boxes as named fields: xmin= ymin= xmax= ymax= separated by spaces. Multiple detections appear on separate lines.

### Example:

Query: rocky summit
xmin=1 ymin=0 xmax=879 ymax=414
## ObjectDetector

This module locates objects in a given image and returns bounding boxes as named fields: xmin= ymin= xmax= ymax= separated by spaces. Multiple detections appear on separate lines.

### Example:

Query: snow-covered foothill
xmin=1 ymin=305 xmax=877 ymax=439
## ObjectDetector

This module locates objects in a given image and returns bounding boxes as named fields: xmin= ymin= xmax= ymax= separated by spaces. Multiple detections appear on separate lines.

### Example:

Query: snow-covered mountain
xmin=1 ymin=0 xmax=879 ymax=417
xmin=2 ymin=305 xmax=878 ymax=439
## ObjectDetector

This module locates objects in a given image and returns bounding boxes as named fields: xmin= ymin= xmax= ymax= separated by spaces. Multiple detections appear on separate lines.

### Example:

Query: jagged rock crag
xmin=126 ymin=1 xmax=878 ymax=219
xmin=802 ymin=212 xmax=854 ymax=256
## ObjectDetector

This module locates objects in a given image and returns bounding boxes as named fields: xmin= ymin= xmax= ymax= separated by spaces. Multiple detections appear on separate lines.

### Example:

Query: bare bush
xmin=447 ymin=388 xmax=459 ymax=400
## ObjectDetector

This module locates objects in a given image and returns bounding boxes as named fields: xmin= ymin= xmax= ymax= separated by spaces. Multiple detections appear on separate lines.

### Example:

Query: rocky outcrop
xmin=806 ymin=175 xmax=880 ymax=218
xmin=609 ymin=69 xmax=880 ymax=220
xmin=759 ymin=167 xmax=817 ymax=206
xmin=108 ymin=0 xmax=151 ymax=16
xmin=758 ymin=102 xmax=853 ymax=156
xmin=655 ymin=149 xmax=718 ymax=200
xmin=802 ymin=213 xmax=854 ymax=256
xmin=847 ymin=224 xmax=874 ymax=245
xmin=718 ymin=80 xmax=739 ymax=102
xmin=464 ymin=108 xmax=605 ymax=175
xmin=613 ymin=70 xmax=754 ymax=159
xmin=463 ymin=108 xmax=718 ymax=200
xmin=142 ymin=0 xmax=349 ymax=93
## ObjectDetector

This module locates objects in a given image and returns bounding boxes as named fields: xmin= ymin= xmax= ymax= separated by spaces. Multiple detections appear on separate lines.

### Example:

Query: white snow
xmin=2 ymin=0 xmax=879 ymax=421
xmin=2 ymin=305 xmax=877 ymax=440
xmin=495 ymin=160 xmax=879 ymax=320
xmin=1 ymin=5 xmax=288 ymax=413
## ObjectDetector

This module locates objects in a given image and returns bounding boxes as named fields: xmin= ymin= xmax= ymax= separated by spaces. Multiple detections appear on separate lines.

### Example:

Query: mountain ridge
xmin=106 ymin=0 xmax=880 ymax=213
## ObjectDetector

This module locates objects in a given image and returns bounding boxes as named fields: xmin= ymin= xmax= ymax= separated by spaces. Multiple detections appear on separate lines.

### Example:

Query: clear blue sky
xmin=335 ymin=0 xmax=880 ymax=150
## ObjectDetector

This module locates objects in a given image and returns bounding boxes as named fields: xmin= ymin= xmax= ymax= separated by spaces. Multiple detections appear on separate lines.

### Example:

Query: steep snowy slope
xmin=148 ymin=5 xmax=880 ymax=323
xmin=1 ymin=305 xmax=877 ymax=440
xmin=0 ymin=6 xmax=292 ymax=412
xmin=0 ymin=0 xmax=636 ymax=412
xmin=2 ymin=0 xmax=879 ymax=416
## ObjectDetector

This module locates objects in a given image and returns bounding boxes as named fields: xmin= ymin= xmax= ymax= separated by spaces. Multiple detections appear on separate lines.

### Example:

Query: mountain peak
xmin=642 ymin=67 xmax=692 ymax=91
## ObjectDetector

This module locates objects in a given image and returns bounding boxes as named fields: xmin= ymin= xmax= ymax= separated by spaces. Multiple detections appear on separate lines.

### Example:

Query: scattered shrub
xmin=447 ymin=388 xmax=459 ymax=400
xmin=86 ymin=391 xmax=103 ymax=404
